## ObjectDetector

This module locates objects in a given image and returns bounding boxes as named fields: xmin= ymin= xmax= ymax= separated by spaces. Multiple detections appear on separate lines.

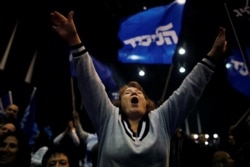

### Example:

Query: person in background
xmin=0 ymin=121 xmax=17 ymax=137
xmin=41 ymin=144 xmax=79 ymax=167
xmin=50 ymin=10 xmax=227 ymax=167
xmin=0 ymin=130 xmax=31 ymax=167
xmin=234 ymin=142 xmax=250 ymax=167
xmin=53 ymin=119 xmax=85 ymax=166
xmin=30 ymin=130 xmax=53 ymax=167
xmin=218 ymin=131 xmax=239 ymax=161
xmin=196 ymin=133 xmax=215 ymax=167
xmin=53 ymin=120 xmax=80 ymax=147
xmin=53 ymin=111 xmax=99 ymax=167
xmin=224 ymin=112 xmax=250 ymax=167
xmin=72 ymin=111 xmax=98 ymax=167
xmin=212 ymin=150 xmax=235 ymax=167
xmin=0 ymin=104 xmax=19 ymax=128
xmin=169 ymin=128 xmax=201 ymax=167
xmin=233 ymin=113 xmax=250 ymax=167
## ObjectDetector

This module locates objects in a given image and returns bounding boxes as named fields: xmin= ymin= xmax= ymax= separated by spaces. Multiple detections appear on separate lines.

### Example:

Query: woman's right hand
xmin=50 ymin=10 xmax=81 ymax=46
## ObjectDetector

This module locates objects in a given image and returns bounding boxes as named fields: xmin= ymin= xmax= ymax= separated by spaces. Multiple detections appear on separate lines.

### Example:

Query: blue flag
xmin=225 ymin=0 xmax=250 ymax=97
xmin=69 ymin=53 xmax=117 ymax=90
xmin=118 ymin=1 xmax=185 ymax=64
xmin=20 ymin=87 xmax=38 ymax=145
xmin=91 ymin=56 xmax=117 ymax=90
xmin=43 ymin=125 xmax=53 ymax=140
xmin=226 ymin=47 xmax=250 ymax=97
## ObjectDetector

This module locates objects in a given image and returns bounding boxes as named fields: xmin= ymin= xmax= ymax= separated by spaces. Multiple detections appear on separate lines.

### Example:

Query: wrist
xmin=68 ymin=34 xmax=81 ymax=46
xmin=204 ymin=55 xmax=217 ymax=64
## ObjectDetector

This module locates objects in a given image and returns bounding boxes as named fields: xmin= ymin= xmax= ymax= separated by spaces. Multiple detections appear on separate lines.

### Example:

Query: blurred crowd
xmin=0 ymin=102 xmax=249 ymax=167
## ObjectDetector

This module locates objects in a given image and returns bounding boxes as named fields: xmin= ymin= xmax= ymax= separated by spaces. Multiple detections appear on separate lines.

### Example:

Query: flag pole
xmin=0 ymin=21 xmax=19 ymax=70
xmin=160 ymin=64 xmax=174 ymax=102
xmin=30 ymin=87 xmax=37 ymax=101
xmin=8 ymin=90 xmax=13 ymax=104
xmin=231 ymin=106 xmax=250 ymax=130
xmin=25 ymin=51 xmax=37 ymax=83
xmin=196 ymin=112 xmax=202 ymax=133
xmin=70 ymin=77 xmax=76 ymax=113
xmin=184 ymin=118 xmax=190 ymax=136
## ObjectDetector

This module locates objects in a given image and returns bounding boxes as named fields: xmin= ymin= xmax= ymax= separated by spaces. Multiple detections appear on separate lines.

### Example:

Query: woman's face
xmin=120 ymin=87 xmax=147 ymax=120
xmin=46 ymin=153 xmax=70 ymax=167
xmin=0 ymin=136 xmax=19 ymax=165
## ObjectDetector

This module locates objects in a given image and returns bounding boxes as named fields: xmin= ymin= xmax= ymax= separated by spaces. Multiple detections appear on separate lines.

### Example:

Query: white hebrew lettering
xmin=139 ymin=35 xmax=153 ymax=46
xmin=233 ymin=9 xmax=243 ymax=17
xmin=232 ymin=0 xmax=250 ymax=17
xmin=124 ymin=37 xmax=139 ymax=48
xmin=123 ymin=23 xmax=178 ymax=48
xmin=162 ymin=30 xmax=178 ymax=44
xmin=231 ymin=59 xmax=249 ymax=76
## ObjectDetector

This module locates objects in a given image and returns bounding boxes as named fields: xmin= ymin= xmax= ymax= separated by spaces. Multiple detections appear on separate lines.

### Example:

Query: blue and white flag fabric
xmin=69 ymin=53 xmax=117 ymax=90
xmin=43 ymin=126 xmax=53 ymax=140
xmin=20 ymin=87 xmax=38 ymax=145
xmin=224 ymin=0 xmax=250 ymax=97
xmin=118 ymin=1 xmax=185 ymax=64
xmin=91 ymin=56 xmax=117 ymax=90
xmin=226 ymin=47 xmax=250 ymax=97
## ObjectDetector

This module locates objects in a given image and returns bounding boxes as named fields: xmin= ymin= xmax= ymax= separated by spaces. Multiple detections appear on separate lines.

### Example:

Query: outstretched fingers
xmin=218 ymin=27 xmax=227 ymax=52
xmin=50 ymin=11 xmax=69 ymax=26
xmin=218 ymin=27 xmax=226 ymax=40
xmin=67 ymin=11 xmax=75 ymax=23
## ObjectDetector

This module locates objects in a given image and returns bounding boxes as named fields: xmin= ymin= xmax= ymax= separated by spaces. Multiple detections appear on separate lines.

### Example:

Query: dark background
xmin=0 ymin=0 xmax=249 ymax=138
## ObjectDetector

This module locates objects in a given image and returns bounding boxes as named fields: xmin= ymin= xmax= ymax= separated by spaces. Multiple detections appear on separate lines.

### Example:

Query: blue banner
xmin=118 ymin=1 xmax=185 ymax=64
xmin=91 ymin=56 xmax=117 ymax=90
xmin=20 ymin=88 xmax=38 ymax=145
xmin=226 ymin=48 xmax=250 ymax=97
xmin=69 ymin=54 xmax=117 ymax=90
xmin=225 ymin=0 xmax=250 ymax=97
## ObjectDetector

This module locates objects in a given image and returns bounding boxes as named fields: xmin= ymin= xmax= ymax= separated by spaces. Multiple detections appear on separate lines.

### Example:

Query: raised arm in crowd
xmin=50 ymin=10 xmax=227 ymax=167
